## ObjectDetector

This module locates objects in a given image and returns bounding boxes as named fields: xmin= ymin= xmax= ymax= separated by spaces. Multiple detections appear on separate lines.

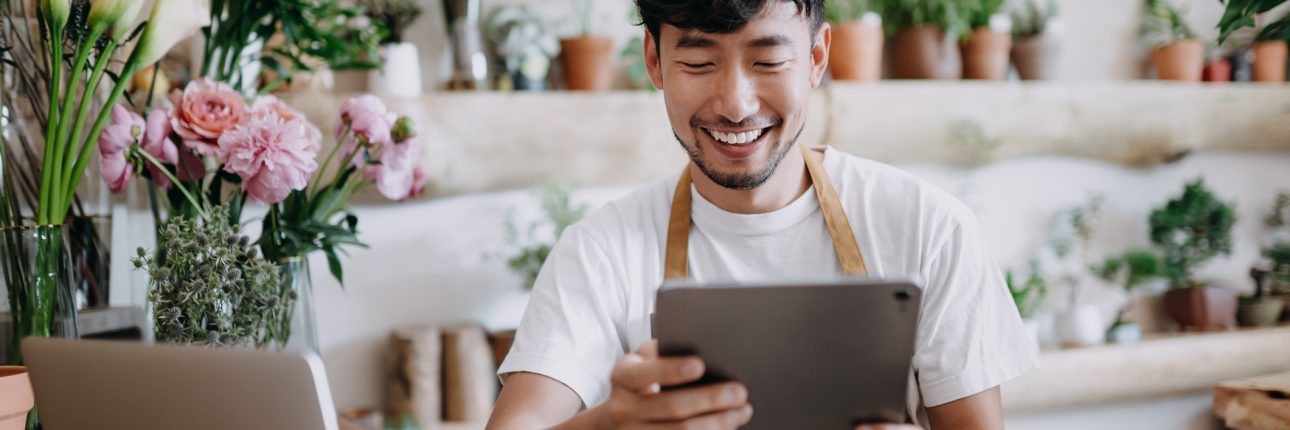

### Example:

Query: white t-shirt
xmin=498 ymin=147 xmax=1040 ymax=424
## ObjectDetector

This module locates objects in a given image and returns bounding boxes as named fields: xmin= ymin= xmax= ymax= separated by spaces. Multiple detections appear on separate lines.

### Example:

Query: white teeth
xmin=707 ymin=128 xmax=763 ymax=145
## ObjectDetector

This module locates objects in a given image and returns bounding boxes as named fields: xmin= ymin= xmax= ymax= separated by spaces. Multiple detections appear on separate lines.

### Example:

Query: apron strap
xmin=663 ymin=145 xmax=867 ymax=280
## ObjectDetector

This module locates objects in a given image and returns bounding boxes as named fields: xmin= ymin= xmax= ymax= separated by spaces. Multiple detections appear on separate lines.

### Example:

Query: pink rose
xmin=336 ymin=95 xmax=393 ymax=157
xmin=218 ymin=111 xmax=320 ymax=204
xmin=365 ymin=139 xmax=427 ymax=201
xmin=170 ymin=78 xmax=247 ymax=160
xmin=141 ymin=109 xmax=179 ymax=189
xmin=98 ymin=104 xmax=144 ymax=194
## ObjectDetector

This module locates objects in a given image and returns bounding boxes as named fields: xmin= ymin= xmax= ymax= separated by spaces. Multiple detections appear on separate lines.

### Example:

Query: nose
xmin=711 ymin=67 xmax=759 ymax=124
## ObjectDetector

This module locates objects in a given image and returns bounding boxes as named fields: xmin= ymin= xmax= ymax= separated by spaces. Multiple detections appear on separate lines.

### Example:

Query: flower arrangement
xmin=106 ymin=86 xmax=429 ymax=285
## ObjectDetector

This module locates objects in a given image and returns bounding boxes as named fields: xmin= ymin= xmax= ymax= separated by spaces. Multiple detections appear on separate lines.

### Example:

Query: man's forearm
xmin=546 ymin=405 xmax=609 ymax=430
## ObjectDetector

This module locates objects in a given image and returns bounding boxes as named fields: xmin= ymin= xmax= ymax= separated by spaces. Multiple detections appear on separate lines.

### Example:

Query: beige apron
xmin=663 ymin=145 xmax=868 ymax=278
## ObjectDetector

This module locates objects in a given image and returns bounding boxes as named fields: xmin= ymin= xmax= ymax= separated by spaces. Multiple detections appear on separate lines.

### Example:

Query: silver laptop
xmin=22 ymin=338 xmax=339 ymax=430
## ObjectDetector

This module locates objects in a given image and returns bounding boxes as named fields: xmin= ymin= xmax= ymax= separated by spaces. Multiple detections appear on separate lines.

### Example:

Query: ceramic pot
xmin=829 ymin=16 xmax=884 ymax=81
xmin=1106 ymin=322 xmax=1141 ymax=344
xmin=560 ymin=36 xmax=615 ymax=91
xmin=368 ymin=42 xmax=424 ymax=98
xmin=1011 ymin=35 xmax=1059 ymax=80
xmin=1203 ymin=59 xmax=1232 ymax=83
xmin=1150 ymin=39 xmax=1204 ymax=82
xmin=1057 ymin=305 xmax=1106 ymax=347
xmin=1236 ymin=296 xmax=1285 ymax=327
xmin=962 ymin=28 xmax=1012 ymax=80
xmin=1163 ymin=286 xmax=1237 ymax=332
xmin=889 ymin=26 xmax=961 ymax=79
xmin=1252 ymin=40 xmax=1288 ymax=83
xmin=0 ymin=367 xmax=32 ymax=430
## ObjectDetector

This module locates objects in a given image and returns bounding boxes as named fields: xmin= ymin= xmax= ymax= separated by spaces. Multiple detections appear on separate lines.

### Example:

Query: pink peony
xmin=170 ymin=78 xmax=247 ymax=160
xmin=98 ymin=104 xmax=144 ymax=194
xmin=251 ymin=95 xmax=322 ymax=148
xmin=365 ymin=139 xmax=428 ymax=201
xmin=336 ymin=95 xmax=393 ymax=158
xmin=218 ymin=111 xmax=320 ymax=204
xmin=141 ymin=109 xmax=178 ymax=189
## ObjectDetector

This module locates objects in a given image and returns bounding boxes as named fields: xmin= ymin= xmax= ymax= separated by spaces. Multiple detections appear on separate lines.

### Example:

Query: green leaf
xmin=324 ymin=246 xmax=344 ymax=287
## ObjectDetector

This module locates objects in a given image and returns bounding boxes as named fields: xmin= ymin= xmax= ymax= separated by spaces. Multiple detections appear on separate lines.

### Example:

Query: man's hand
xmin=594 ymin=340 xmax=753 ymax=429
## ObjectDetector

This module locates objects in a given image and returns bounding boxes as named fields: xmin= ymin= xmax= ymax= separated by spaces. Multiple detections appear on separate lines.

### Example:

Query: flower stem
xmin=64 ymin=38 xmax=119 ymax=187
xmin=134 ymin=146 xmax=203 ymax=214
xmin=39 ymin=30 xmax=63 ymax=225
xmin=310 ymin=125 xmax=349 ymax=196
xmin=52 ymin=27 xmax=107 ymax=210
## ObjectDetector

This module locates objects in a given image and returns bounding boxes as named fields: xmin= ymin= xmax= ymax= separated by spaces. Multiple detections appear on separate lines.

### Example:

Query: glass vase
xmin=0 ymin=224 xmax=81 ymax=365
xmin=271 ymin=256 xmax=318 ymax=352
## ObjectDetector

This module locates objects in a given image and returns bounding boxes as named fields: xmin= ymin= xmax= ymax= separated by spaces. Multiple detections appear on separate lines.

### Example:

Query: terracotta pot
xmin=559 ymin=36 xmax=615 ymax=91
xmin=889 ymin=26 xmax=962 ymax=79
xmin=1150 ymin=39 xmax=1204 ymax=82
xmin=829 ymin=20 xmax=884 ymax=81
xmin=1251 ymin=40 xmax=1288 ymax=83
xmin=1203 ymin=59 xmax=1232 ymax=83
xmin=1011 ymin=35 xmax=1059 ymax=80
xmin=1163 ymin=286 xmax=1237 ymax=332
xmin=962 ymin=28 xmax=1012 ymax=80
xmin=1237 ymin=296 xmax=1285 ymax=327
xmin=0 ymin=367 xmax=32 ymax=430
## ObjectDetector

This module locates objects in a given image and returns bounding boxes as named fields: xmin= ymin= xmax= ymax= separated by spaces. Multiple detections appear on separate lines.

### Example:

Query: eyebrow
xmin=673 ymin=33 xmax=795 ymax=50
xmin=749 ymin=34 xmax=793 ymax=48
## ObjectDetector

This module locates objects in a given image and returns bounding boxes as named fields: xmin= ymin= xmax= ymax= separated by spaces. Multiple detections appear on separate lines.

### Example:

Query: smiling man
xmin=485 ymin=1 xmax=1039 ymax=429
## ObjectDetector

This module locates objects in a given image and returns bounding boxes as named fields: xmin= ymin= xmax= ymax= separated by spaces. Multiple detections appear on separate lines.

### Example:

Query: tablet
xmin=653 ymin=278 xmax=922 ymax=429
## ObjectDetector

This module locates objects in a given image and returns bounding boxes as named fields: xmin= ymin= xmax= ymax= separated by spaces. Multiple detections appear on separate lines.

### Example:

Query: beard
xmin=675 ymin=119 xmax=805 ymax=190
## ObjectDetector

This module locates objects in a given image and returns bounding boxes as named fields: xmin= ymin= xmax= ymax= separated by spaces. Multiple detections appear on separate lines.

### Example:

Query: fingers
xmin=628 ymin=405 xmax=754 ymax=430
xmin=611 ymin=352 xmax=705 ymax=392
xmin=635 ymin=382 xmax=748 ymax=421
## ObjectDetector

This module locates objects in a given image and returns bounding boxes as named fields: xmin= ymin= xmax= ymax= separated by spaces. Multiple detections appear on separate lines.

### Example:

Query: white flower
xmin=89 ymin=0 xmax=134 ymax=33
xmin=133 ymin=0 xmax=211 ymax=67
xmin=110 ymin=0 xmax=147 ymax=42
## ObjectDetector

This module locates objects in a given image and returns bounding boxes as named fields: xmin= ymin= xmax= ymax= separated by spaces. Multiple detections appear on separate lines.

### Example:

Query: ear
xmin=810 ymin=23 xmax=831 ymax=88
xmin=645 ymin=29 xmax=664 ymax=90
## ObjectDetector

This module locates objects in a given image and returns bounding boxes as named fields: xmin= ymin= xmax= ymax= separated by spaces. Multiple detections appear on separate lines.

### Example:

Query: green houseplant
xmin=826 ymin=0 xmax=886 ymax=81
xmin=884 ymin=0 xmax=973 ymax=79
xmin=1217 ymin=0 xmax=1290 ymax=82
xmin=1008 ymin=0 xmax=1059 ymax=80
xmin=504 ymin=186 xmax=588 ymax=290
xmin=1096 ymin=249 xmax=1164 ymax=343
xmin=961 ymin=0 xmax=1012 ymax=80
xmin=1142 ymin=0 xmax=1202 ymax=81
xmin=1150 ymin=179 xmax=1237 ymax=331
xmin=1006 ymin=263 xmax=1046 ymax=346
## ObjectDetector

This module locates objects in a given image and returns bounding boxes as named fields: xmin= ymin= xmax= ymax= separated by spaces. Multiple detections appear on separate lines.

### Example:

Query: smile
xmin=704 ymin=127 xmax=771 ymax=146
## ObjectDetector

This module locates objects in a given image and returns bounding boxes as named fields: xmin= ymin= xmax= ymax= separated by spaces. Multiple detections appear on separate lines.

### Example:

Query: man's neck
xmin=690 ymin=145 xmax=811 ymax=215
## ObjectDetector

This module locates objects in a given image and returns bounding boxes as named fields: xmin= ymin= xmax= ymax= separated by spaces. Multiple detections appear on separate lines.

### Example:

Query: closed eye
xmin=755 ymin=60 xmax=790 ymax=70
xmin=678 ymin=62 xmax=714 ymax=71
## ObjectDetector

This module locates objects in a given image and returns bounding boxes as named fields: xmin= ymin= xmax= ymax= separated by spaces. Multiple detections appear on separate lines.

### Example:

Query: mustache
xmin=690 ymin=116 xmax=780 ymax=130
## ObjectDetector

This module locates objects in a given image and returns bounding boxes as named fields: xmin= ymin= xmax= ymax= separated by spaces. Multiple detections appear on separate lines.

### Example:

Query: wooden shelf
xmin=1002 ymin=324 xmax=1290 ymax=413
xmin=279 ymin=82 xmax=1290 ymax=199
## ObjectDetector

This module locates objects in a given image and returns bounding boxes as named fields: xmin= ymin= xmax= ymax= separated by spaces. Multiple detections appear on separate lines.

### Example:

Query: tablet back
xmin=655 ymin=278 xmax=921 ymax=429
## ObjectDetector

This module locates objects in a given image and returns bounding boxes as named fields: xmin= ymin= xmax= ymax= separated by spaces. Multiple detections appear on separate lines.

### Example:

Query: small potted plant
xmin=1006 ymin=263 xmax=1047 ymax=346
xmin=1261 ymin=192 xmax=1290 ymax=321
xmin=362 ymin=0 xmax=425 ymax=98
xmin=1150 ymin=179 xmax=1238 ymax=332
xmin=1141 ymin=0 xmax=1203 ymax=81
xmin=826 ymin=0 xmax=886 ymax=81
xmin=560 ymin=0 xmax=614 ymax=90
xmin=1242 ymin=267 xmax=1286 ymax=327
xmin=487 ymin=5 xmax=560 ymax=91
xmin=1216 ymin=2 xmax=1289 ymax=83
xmin=885 ymin=0 xmax=971 ymax=79
xmin=1008 ymin=0 xmax=1060 ymax=80
xmin=1096 ymin=249 xmax=1165 ymax=344
xmin=961 ymin=0 xmax=1012 ymax=80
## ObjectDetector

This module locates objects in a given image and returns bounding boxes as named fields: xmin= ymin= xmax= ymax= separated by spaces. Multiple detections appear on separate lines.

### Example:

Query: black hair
xmin=634 ymin=0 xmax=826 ymax=44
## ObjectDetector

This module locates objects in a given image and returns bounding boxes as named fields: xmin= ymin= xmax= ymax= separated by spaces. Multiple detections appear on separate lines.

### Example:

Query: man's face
xmin=645 ymin=2 xmax=829 ymax=190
